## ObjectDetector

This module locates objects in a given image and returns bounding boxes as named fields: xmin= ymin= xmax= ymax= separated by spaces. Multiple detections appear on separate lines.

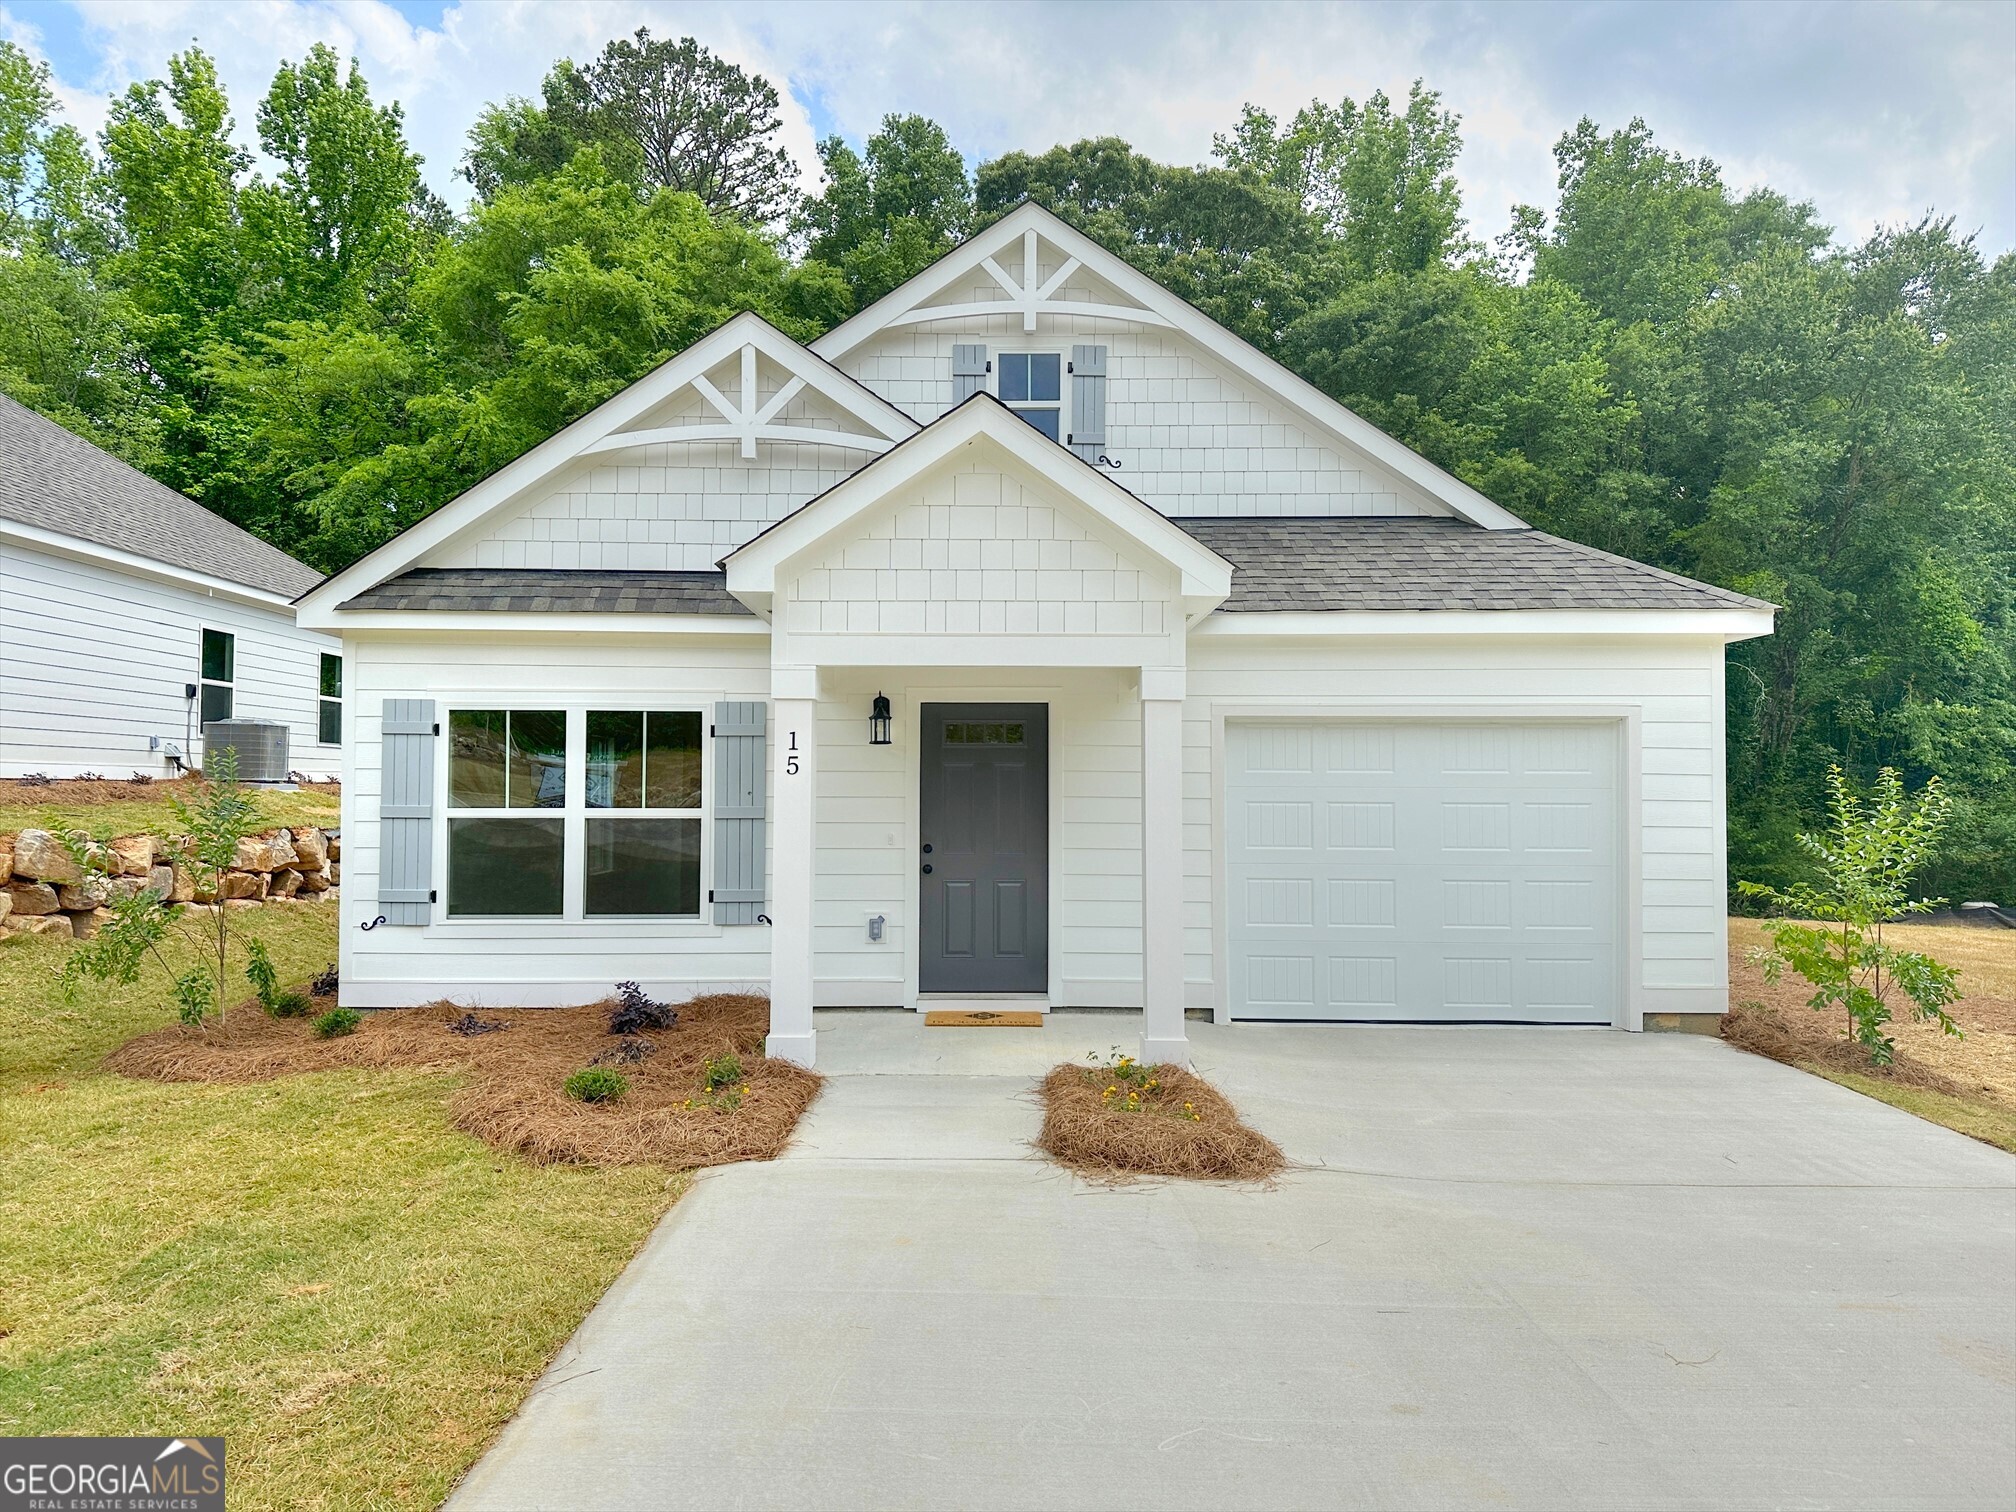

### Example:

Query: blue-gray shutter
xmin=951 ymin=344 xmax=988 ymax=404
xmin=1068 ymin=345 xmax=1108 ymax=463
xmin=711 ymin=701 xmax=767 ymax=924
xmin=379 ymin=699 xmax=436 ymax=925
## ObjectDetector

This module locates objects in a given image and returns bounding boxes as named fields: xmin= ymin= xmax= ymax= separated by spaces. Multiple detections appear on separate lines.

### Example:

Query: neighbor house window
xmin=443 ymin=708 xmax=705 ymax=920
xmin=318 ymin=654 xmax=343 ymax=746
xmin=996 ymin=352 xmax=1062 ymax=440
xmin=585 ymin=710 xmax=704 ymax=917
xmin=199 ymin=629 xmax=234 ymax=723
xmin=446 ymin=709 xmax=566 ymax=917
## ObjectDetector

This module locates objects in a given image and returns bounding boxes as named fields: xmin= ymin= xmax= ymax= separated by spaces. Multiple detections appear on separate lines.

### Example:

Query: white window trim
xmin=990 ymin=349 xmax=1070 ymax=441
xmin=318 ymin=653 xmax=343 ymax=748
xmin=198 ymin=626 xmax=235 ymax=724
xmin=438 ymin=704 xmax=711 ymax=926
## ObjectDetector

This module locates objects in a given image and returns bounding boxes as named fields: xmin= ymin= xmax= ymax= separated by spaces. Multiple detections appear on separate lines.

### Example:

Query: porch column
xmin=766 ymin=669 xmax=818 ymax=1067
xmin=1140 ymin=667 xmax=1189 ymax=1067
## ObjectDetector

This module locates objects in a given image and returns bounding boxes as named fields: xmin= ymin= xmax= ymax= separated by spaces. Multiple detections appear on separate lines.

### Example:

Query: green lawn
xmin=0 ymin=905 xmax=682 ymax=1511
xmin=0 ymin=782 xmax=342 ymax=838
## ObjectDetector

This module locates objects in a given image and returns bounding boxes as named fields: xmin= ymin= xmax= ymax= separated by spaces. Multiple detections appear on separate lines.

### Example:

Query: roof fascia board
xmin=1194 ymin=607 xmax=1777 ymax=641
xmin=297 ymin=313 xmax=917 ymax=617
xmin=724 ymin=398 xmax=1233 ymax=601
xmin=814 ymin=202 xmax=1527 ymax=532
xmin=310 ymin=611 xmax=768 ymax=636
xmin=1 ymin=517 xmax=301 ymax=610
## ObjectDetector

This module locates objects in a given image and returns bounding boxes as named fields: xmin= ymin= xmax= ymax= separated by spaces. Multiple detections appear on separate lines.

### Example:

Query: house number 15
xmin=785 ymin=731 xmax=800 ymax=776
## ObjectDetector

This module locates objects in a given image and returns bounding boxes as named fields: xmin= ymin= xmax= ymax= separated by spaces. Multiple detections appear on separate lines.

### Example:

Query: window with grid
xmin=446 ymin=709 xmax=567 ymax=917
xmin=996 ymin=352 xmax=1062 ymax=440
xmin=199 ymin=629 xmax=234 ymax=724
xmin=584 ymin=710 xmax=703 ymax=917
xmin=318 ymin=654 xmax=342 ymax=746
xmin=443 ymin=709 xmax=705 ymax=919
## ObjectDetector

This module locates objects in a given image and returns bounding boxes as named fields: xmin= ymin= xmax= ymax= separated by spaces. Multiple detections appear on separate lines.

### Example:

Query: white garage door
xmin=1226 ymin=721 xmax=1618 ymax=1023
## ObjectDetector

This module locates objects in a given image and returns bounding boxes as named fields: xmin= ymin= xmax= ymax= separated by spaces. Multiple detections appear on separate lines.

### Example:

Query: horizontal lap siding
xmin=1 ymin=540 xmax=339 ymax=778
xmin=811 ymin=668 xmax=1145 ymax=1006
xmin=1184 ymin=636 xmax=1733 ymax=1016
xmin=340 ymin=634 xmax=774 ymax=1007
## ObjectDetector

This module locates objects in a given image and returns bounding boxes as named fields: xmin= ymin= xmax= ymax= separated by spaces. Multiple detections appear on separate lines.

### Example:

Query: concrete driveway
xmin=451 ymin=1015 xmax=2016 ymax=1512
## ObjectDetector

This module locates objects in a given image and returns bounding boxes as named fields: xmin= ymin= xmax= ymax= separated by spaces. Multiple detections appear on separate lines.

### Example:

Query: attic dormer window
xmin=997 ymin=352 xmax=1062 ymax=441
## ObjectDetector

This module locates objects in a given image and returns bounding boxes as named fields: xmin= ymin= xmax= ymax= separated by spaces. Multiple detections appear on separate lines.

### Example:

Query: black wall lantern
xmin=869 ymin=692 xmax=893 ymax=746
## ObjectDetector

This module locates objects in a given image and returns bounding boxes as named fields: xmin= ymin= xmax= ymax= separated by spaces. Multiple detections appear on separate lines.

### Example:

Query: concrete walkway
xmin=451 ymin=1014 xmax=2016 ymax=1512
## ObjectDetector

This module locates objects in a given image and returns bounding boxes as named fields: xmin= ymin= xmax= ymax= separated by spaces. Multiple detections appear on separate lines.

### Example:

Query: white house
xmin=0 ymin=393 xmax=342 ymax=781
xmin=297 ymin=204 xmax=1774 ymax=1066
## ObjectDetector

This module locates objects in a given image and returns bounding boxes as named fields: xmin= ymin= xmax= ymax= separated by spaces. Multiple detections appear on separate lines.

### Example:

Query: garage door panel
xmin=1227 ymin=720 xmax=1619 ymax=1024
xmin=1328 ymin=954 xmax=1398 ymax=1011
xmin=1239 ymin=798 xmax=1314 ymax=851
xmin=1317 ymin=723 xmax=1396 ymax=775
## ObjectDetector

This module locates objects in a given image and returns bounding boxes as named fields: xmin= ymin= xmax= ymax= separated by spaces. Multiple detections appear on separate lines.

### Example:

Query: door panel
xmin=1226 ymin=720 xmax=1618 ymax=1023
xmin=920 ymin=704 xmax=1048 ymax=993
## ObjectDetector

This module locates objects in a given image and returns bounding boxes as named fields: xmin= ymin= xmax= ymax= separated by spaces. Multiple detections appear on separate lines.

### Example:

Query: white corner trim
xmin=1 ymin=517 xmax=301 ymax=610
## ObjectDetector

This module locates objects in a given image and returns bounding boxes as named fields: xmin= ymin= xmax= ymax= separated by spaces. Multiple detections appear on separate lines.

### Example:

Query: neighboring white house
xmin=298 ymin=203 xmax=1774 ymax=1066
xmin=0 ymin=393 xmax=342 ymax=781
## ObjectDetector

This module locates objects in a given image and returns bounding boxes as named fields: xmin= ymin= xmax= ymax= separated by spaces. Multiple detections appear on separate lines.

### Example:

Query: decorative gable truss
xmin=815 ymin=203 xmax=1526 ymax=530
xmin=298 ymin=314 xmax=918 ymax=623
xmin=880 ymin=224 xmax=1171 ymax=335
xmin=583 ymin=338 xmax=905 ymax=463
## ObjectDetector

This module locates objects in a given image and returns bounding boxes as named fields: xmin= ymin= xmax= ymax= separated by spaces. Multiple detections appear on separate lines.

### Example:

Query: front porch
xmin=760 ymin=663 xmax=1190 ymax=1069
xmin=715 ymin=397 xmax=1235 ymax=1070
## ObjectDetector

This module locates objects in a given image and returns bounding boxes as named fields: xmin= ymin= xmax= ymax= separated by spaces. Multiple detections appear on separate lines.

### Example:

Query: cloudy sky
xmin=2 ymin=0 xmax=2011 ymax=253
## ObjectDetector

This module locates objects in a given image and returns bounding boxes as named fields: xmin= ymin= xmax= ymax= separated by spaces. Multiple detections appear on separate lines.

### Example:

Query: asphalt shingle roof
xmin=0 ymin=392 xmax=321 ymax=598
xmin=1172 ymin=516 xmax=1774 ymax=613
xmin=341 ymin=568 xmax=756 ymax=615
xmin=339 ymin=518 xmax=1770 ymax=618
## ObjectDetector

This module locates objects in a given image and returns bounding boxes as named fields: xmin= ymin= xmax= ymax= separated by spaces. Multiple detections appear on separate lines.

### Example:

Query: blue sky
xmin=3 ymin=0 xmax=2011 ymax=253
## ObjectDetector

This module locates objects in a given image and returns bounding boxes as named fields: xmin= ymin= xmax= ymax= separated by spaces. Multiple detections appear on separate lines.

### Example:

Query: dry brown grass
xmin=1725 ymin=918 xmax=2016 ymax=1113
xmin=1036 ymin=1062 xmax=1284 ymax=1182
xmin=105 ymin=990 xmax=821 ymax=1167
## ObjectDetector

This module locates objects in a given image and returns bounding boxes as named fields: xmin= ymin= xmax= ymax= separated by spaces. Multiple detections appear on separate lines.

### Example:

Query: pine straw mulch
xmin=1036 ymin=1061 xmax=1285 ymax=1183
xmin=1722 ymin=927 xmax=2016 ymax=1115
xmin=104 ymin=990 xmax=821 ymax=1167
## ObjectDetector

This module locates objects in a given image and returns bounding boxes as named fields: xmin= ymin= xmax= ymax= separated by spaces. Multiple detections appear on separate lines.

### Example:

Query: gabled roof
xmin=1174 ymin=517 xmax=1778 ymax=612
xmin=0 ymin=392 xmax=319 ymax=599
xmin=297 ymin=311 xmax=919 ymax=626
xmin=722 ymin=393 xmax=1234 ymax=618
xmin=811 ymin=202 xmax=1526 ymax=531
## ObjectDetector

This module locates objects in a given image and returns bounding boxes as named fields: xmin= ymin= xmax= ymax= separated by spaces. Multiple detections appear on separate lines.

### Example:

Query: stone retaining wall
xmin=0 ymin=826 xmax=341 ymax=941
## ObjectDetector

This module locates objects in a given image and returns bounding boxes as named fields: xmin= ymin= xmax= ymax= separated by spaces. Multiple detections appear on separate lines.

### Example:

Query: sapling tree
xmin=1738 ymin=766 xmax=1962 ymax=1065
xmin=63 ymin=746 xmax=267 ymax=1033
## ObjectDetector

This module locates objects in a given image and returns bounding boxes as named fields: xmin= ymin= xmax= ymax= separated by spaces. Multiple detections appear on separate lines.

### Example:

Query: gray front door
xmin=919 ymin=703 xmax=1048 ymax=994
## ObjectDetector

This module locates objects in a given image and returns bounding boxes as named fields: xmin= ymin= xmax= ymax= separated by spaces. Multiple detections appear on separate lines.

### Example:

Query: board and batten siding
xmin=1183 ymin=634 xmax=1734 ymax=1020
xmin=337 ymin=633 xmax=776 ymax=1008
xmin=0 ymin=537 xmax=340 ymax=779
